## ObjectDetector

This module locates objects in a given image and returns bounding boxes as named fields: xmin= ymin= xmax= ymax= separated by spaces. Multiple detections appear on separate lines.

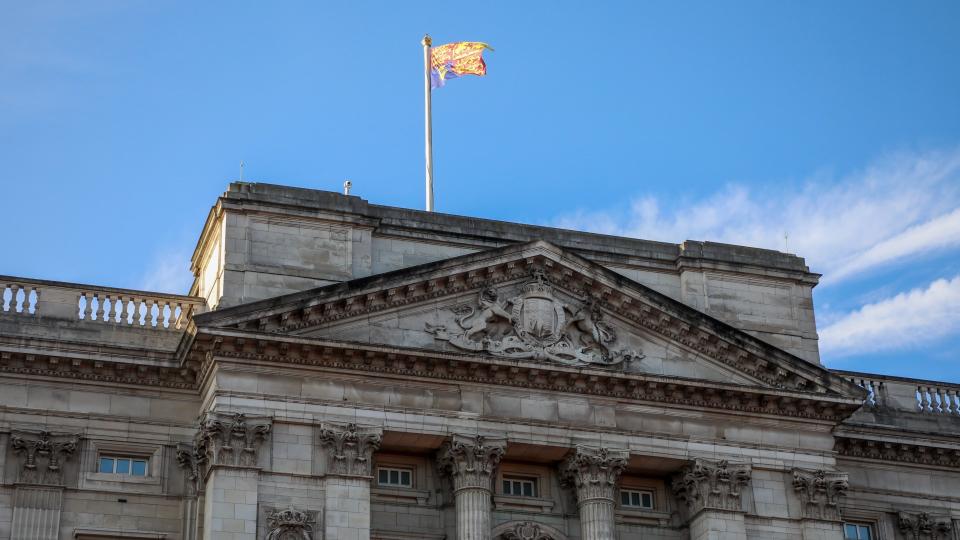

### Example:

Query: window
xmin=377 ymin=467 xmax=412 ymax=488
xmin=502 ymin=476 xmax=538 ymax=497
xmin=843 ymin=522 xmax=873 ymax=540
xmin=99 ymin=455 xmax=148 ymax=476
xmin=620 ymin=489 xmax=655 ymax=509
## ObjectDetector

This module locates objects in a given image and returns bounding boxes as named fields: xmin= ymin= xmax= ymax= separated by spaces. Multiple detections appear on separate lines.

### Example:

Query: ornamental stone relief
xmin=500 ymin=522 xmax=553 ymax=540
xmin=175 ymin=443 xmax=206 ymax=496
xmin=197 ymin=412 xmax=272 ymax=468
xmin=791 ymin=468 xmax=849 ymax=521
xmin=317 ymin=423 xmax=382 ymax=476
xmin=672 ymin=459 xmax=751 ymax=514
xmin=265 ymin=507 xmax=315 ymax=540
xmin=559 ymin=446 xmax=628 ymax=503
xmin=425 ymin=270 xmax=643 ymax=369
xmin=9 ymin=430 xmax=80 ymax=485
xmin=898 ymin=512 xmax=953 ymax=540
xmin=436 ymin=434 xmax=507 ymax=492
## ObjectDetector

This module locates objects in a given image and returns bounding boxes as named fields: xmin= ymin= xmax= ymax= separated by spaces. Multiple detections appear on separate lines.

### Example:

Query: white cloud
xmin=139 ymin=251 xmax=194 ymax=294
xmin=819 ymin=275 xmax=960 ymax=357
xmin=553 ymin=146 xmax=960 ymax=285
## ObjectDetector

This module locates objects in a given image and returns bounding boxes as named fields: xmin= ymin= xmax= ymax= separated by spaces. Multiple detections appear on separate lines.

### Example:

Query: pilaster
xmin=318 ymin=423 xmax=382 ymax=540
xmin=8 ymin=430 xmax=79 ymax=540
xmin=898 ymin=512 xmax=953 ymax=540
xmin=437 ymin=433 xmax=507 ymax=540
xmin=792 ymin=468 xmax=849 ymax=540
xmin=559 ymin=446 xmax=628 ymax=540
xmin=672 ymin=459 xmax=752 ymax=540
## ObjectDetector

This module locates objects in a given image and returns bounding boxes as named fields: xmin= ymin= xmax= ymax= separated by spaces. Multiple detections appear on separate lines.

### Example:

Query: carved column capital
xmin=898 ymin=512 xmax=953 ymax=540
xmin=196 ymin=412 xmax=271 ymax=469
xmin=671 ymin=458 xmax=751 ymax=515
xmin=317 ymin=422 xmax=382 ymax=477
xmin=436 ymin=433 xmax=507 ymax=493
xmin=791 ymin=468 xmax=848 ymax=521
xmin=10 ymin=430 xmax=80 ymax=485
xmin=266 ymin=507 xmax=315 ymax=540
xmin=175 ymin=443 xmax=206 ymax=496
xmin=559 ymin=445 xmax=628 ymax=504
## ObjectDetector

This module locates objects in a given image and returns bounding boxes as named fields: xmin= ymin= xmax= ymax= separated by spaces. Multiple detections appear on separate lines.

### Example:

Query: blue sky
xmin=2 ymin=1 xmax=959 ymax=381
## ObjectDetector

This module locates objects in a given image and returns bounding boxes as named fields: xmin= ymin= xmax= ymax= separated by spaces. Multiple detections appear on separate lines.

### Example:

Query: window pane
xmin=99 ymin=457 xmax=114 ymax=473
xmin=621 ymin=492 xmax=630 ymax=505
xmin=631 ymin=492 xmax=640 ymax=506
xmin=844 ymin=524 xmax=859 ymax=539
xmin=116 ymin=459 xmax=130 ymax=474
xmin=379 ymin=469 xmax=388 ymax=483
xmin=641 ymin=493 xmax=652 ymax=508
xmin=859 ymin=526 xmax=872 ymax=540
xmin=132 ymin=460 xmax=147 ymax=476
xmin=523 ymin=482 xmax=533 ymax=497
xmin=390 ymin=470 xmax=399 ymax=484
xmin=503 ymin=480 xmax=510 ymax=494
xmin=400 ymin=471 xmax=411 ymax=486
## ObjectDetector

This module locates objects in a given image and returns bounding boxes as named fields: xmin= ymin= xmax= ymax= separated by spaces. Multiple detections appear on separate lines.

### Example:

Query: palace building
xmin=1 ymin=182 xmax=957 ymax=540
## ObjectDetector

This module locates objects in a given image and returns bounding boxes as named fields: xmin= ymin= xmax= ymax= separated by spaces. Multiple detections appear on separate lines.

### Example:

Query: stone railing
xmin=834 ymin=369 xmax=960 ymax=416
xmin=1 ymin=275 xmax=205 ymax=330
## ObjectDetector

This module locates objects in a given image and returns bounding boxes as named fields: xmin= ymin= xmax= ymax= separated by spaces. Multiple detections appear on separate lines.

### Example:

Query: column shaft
xmin=455 ymin=487 xmax=493 ymax=540
xmin=578 ymin=499 xmax=617 ymax=540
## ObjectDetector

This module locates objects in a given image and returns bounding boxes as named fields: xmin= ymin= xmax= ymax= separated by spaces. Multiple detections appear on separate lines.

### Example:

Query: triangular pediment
xmin=194 ymin=241 xmax=862 ymax=397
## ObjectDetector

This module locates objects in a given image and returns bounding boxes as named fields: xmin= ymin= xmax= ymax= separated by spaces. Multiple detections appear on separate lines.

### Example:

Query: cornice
xmin=0 ymin=349 xmax=196 ymax=390
xmin=191 ymin=329 xmax=863 ymax=423
xmin=834 ymin=435 xmax=960 ymax=469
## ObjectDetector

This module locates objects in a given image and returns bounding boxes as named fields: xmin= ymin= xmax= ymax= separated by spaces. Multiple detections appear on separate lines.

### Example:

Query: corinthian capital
xmin=197 ymin=412 xmax=272 ymax=468
xmin=672 ymin=458 xmax=751 ymax=514
xmin=898 ymin=512 xmax=953 ymax=540
xmin=318 ymin=423 xmax=382 ymax=476
xmin=10 ymin=430 xmax=80 ymax=485
xmin=559 ymin=446 xmax=628 ymax=504
xmin=436 ymin=433 xmax=507 ymax=492
xmin=791 ymin=468 xmax=849 ymax=521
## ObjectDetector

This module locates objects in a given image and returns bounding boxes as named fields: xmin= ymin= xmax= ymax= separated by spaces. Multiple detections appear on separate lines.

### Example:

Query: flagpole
xmin=422 ymin=34 xmax=434 ymax=212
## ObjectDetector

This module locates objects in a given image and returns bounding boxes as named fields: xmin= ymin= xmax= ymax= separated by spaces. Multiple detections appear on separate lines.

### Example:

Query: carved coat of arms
xmin=426 ymin=271 xmax=642 ymax=368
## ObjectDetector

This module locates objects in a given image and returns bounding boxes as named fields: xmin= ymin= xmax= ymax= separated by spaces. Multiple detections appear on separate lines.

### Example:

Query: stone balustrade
xmin=1 ymin=275 xmax=205 ymax=330
xmin=834 ymin=369 xmax=960 ymax=415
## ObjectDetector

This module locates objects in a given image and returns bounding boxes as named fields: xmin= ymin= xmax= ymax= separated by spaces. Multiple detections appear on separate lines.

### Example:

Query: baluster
xmin=935 ymin=388 xmax=947 ymax=414
xmin=951 ymin=390 xmax=960 ymax=415
xmin=120 ymin=296 xmax=131 ymax=325
xmin=23 ymin=287 xmax=34 ymax=314
xmin=94 ymin=293 xmax=104 ymax=322
xmin=8 ymin=284 xmax=19 ymax=313
xmin=919 ymin=386 xmax=931 ymax=413
xmin=1 ymin=285 xmax=8 ymax=312
xmin=173 ymin=303 xmax=184 ymax=329
xmin=153 ymin=299 xmax=162 ymax=327
xmin=82 ymin=292 xmax=93 ymax=320
xmin=164 ymin=301 xmax=174 ymax=329
xmin=138 ymin=298 xmax=146 ymax=326
xmin=950 ymin=390 xmax=959 ymax=415
xmin=149 ymin=299 xmax=158 ymax=327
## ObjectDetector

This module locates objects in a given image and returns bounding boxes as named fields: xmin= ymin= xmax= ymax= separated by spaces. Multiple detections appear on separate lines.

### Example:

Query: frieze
xmin=317 ymin=422 xmax=382 ymax=476
xmin=791 ymin=468 xmax=848 ymax=521
xmin=196 ymin=412 xmax=271 ymax=469
xmin=425 ymin=270 xmax=643 ymax=369
xmin=672 ymin=459 xmax=751 ymax=515
xmin=437 ymin=434 xmax=506 ymax=493
xmin=10 ymin=430 xmax=80 ymax=485
xmin=835 ymin=437 xmax=960 ymax=468
xmin=898 ymin=512 xmax=952 ymax=540
xmin=559 ymin=446 xmax=628 ymax=503
xmin=265 ymin=507 xmax=315 ymax=540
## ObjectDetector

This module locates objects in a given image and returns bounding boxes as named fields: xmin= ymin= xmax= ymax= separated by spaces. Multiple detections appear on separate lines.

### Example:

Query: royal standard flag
xmin=430 ymin=42 xmax=493 ymax=88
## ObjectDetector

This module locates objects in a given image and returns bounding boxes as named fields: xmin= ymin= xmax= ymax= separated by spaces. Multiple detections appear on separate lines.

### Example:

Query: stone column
xmin=792 ymin=468 xmax=849 ymax=540
xmin=437 ymin=434 xmax=507 ymax=540
xmin=194 ymin=412 xmax=272 ymax=540
xmin=672 ymin=459 xmax=752 ymax=540
xmin=9 ymin=430 xmax=80 ymax=540
xmin=559 ymin=446 xmax=628 ymax=540
xmin=317 ymin=423 xmax=382 ymax=540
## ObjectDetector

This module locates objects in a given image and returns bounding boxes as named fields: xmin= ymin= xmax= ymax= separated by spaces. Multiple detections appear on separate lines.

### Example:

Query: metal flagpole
xmin=422 ymin=34 xmax=434 ymax=212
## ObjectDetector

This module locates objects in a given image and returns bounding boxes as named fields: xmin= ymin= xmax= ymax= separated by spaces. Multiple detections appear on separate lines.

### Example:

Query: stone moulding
xmin=265 ymin=507 xmax=315 ymax=540
xmin=671 ymin=458 xmax=751 ymax=515
xmin=898 ymin=511 xmax=953 ymax=540
xmin=194 ymin=330 xmax=863 ymax=423
xmin=559 ymin=446 xmax=628 ymax=504
xmin=317 ymin=422 xmax=382 ymax=477
xmin=10 ymin=430 xmax=80 ymax=485
xmin=0 ymin=350 xmax=196 ymax=390
xmin=436 ymin=434 xmax=507 ymax=493
xmin=791 ymin=468 xmax=849 ymax=521
xmin=834 ymin=436 xmax=960 ymax=468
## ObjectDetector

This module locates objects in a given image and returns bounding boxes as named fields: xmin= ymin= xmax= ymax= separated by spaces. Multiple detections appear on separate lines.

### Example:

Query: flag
xmin=430 ymin=42 xmax=493 ymax=88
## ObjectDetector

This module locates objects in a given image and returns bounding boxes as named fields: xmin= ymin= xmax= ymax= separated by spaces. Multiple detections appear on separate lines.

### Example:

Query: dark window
xmin=620 ymin=489 xmax=655 ymax=509
xmin=502 ymin=476 xmax=538 ymax=497
xmin=843 ymin=523 xmax=873 ymax=540
xmin=377 ymin=467 xmax=412 ymax=487
xmin=99 ymin=456 xmax=148 ymax=476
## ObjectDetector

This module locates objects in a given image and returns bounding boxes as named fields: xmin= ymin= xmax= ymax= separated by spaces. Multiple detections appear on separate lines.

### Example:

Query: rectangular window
xmin=843 ymin=523 xmax=873 ymax=540
xmin=98 ymin=455 xmax=148 ymax=476
xmin=620 ymin=489 xmax=655 ymax=509
xmin=502 ymin=476 xmax=538 ymax=498
xmin=377 ymin=467 xmax=413 ymax=488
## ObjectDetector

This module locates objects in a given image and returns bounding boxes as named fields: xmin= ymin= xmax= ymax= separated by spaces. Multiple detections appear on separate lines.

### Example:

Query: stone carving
xmin=317 ymin=423 xmax=382 ymax=476
xmin=426 ymin=270 xmax=643 ymax=368
xmin=791 ymin=468 xmax=848 ymax=521
xmin=835 ymin=437 xmax=960 ymax=468
xmin=898 ymin=512 xmax=953 ymax=540
xmin=559 ymin=446 xmax=628 ymax=503
xmin=436 ymin=434 xmax=507 ymax=492
xmin=10 ymin=430 xmax=80 ymax=485
xmin=501 ymin=522 xmax=552 ymax=540
xmin=196 ymin=412 xmax=271 ymax=468
xmin=265 ymin=507 xmax=314 ymax=540
xmin=175 ymin=443 xmax=206 ymax=495
xmin=672 ymin=459 xmax=751 ymax=514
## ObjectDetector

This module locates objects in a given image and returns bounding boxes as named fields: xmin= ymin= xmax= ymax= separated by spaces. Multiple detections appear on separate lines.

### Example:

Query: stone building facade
xmin=0 ymin=182 xmax=957 ymax=540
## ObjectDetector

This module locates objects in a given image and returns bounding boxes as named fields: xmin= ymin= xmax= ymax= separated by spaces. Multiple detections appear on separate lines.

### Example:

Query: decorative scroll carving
xmin=175 ymin=443 xmax=206 ymax=496
xmin=436 ymin=434 xmax=507 ymax=492
xmin=898 ymin=512 xmax=952 ymax=540
xmin=426 ymin=271 xmax=643 ymax=368
xmin=196 ymin=412 xmax=271 ymax=468
xmin=10 ymin=431 xmax=80 ymax=485
xmin=266 ymin=507 xmax=314 ymax=540
xmin=317 ymin=423 xmax=382 ymax=476
xmin=559 ymin=446 xmax=628 ymax=503
xmin=501 ymin=522 xmax=553 ymax=540
xmin=791 ymin=468 xmax=848 ymax=521
xmin=672 ymin=459 xmax=751 ymax=514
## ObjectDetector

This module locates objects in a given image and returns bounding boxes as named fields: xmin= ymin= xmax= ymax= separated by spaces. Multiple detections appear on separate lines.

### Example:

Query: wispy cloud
xmin=819 ymin=275 xmax=960 ymax=357
xmin=138 ymin=250 xmax=194 ymax=294
xmin=553 ymin=147 xmax=960 ymax=285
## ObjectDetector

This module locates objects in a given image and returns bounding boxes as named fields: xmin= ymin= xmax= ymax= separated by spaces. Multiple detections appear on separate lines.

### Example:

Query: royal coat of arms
xmin=426 ymin=271 xmax=642 ymax=368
